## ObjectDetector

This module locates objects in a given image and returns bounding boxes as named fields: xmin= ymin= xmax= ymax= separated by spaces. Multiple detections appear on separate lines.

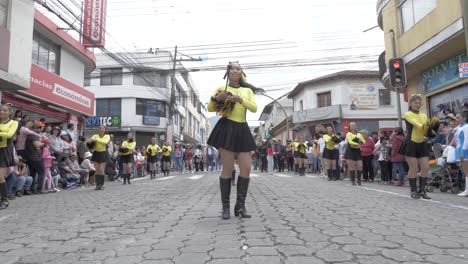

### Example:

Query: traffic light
xmin=389 ymin=58 xmax=407 ymax=88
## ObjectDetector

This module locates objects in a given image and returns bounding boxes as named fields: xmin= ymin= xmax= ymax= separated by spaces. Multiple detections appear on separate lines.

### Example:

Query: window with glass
xmin=0 ymin=0 xmax=8 ymax=28
xmin=317 ymin=92 xmax=332 ymax=108
xmin=84 ymin=74 xmax=91 ymax=86
xmin=133 ymin=69 xmax=161 ymax=87
xmin=32 ymin=32 xmax=60 ymax=74
xmin=100 ymin=68 xmax=122 ymax=85
xmin=398 ymin=0 xmax=436 ymax=33
xmin=136 ymin=98 xmax=167 ymax=117
xmin=379 ymin=89 xmax=391 ymax=106
xmin=96 ymin=98 xmax=122 ymax=116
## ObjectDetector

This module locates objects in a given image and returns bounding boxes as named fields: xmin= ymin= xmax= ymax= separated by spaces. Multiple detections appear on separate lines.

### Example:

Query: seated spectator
xmin=68 ymin=153 xmax=87 ymax=186
xmin=50 ymin=161 xmax=62 ymax=191
xmin=58 ymin=156 xmax=80 ymax=184
xmin=14 ymin=159 xmax=33 ymax=196
xmin=80 ymin=152 xmax=96 ymax=186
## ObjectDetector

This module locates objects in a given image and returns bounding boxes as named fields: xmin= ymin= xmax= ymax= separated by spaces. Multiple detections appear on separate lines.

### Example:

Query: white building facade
xmin=287 ymin=71 xmax=408 ymax=139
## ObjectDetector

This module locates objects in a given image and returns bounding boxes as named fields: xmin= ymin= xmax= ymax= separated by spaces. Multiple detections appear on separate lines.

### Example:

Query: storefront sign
xmin=292 ymin=105 xmax=340 ymax=124
xmin=459 ymin=62 xmax=468 ymax=78
xmin=349 ymin=84 xmax=379 ymax=110
xmin=85 ymin=116 xmax=121 ymax=128
xmin=83 ymin=0 xmax=107 ymax=47
xmin=143 ymin=116 xmax=161 ymax=125
xmin=423 ymin=53 xmax=467 ymax=94
xmin=21 ymin=65 xmax=95 ymax=116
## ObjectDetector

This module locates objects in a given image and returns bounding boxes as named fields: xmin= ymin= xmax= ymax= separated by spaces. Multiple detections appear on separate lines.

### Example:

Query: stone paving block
xmin=425 ymin=254 xmax=468 ymax=264
xmin=117 ymin=245 xmax=152 ymax=256
xmin=244 ymin=256 xmax=283 ymax=264
xmin=356 ymin=255 xmax=399 ymax=264
xmin=381 ymin=249 xmax=424 ymax=262
xmin=275 ymin=236 xmax=305 ymax=245
xmin=423 ymin=238 xmax=463 ymax=249
xmin=244 ymin=238 xmax=275 ymax=246
xmin=315 ymin=248 xmax=353 ymax=262
xmin=207 ymin=259 xmax=242 ymax=264
xmin=0 ymin=255 xmax=18 ymax=264
xmin=342 ymin=244 xmax=380 ymax=255
xmin=245 ymin=246 xmax=278 ymax=256
xmin=104 ymin=255 xmax=144 ymax=264
xmin=211 ymin=248 xmax=243 ymax=258
xmin=284 ymin=256 xmax=326 ymax=264
xmin=330 ymin=236 xmax=362 ymax=244
xmin=180 ymin=245 xmax=214 ymax=253
xmin=172 ymin=253 xmax=210 ymax=264
xmin=144 ymin=249 xmax=179 ymax=260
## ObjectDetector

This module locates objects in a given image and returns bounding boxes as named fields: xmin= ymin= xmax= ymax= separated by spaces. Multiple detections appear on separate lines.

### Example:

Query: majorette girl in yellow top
xmin=207 ymin=61 xmax=262 ymax=220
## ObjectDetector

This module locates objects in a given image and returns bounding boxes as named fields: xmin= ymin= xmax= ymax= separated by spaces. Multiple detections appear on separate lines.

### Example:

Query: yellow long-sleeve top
xmin=404 ymin=111 xmax=429 ymax=143
xmin=0 ymin=120 xmax=18 ymax=149
xmin=91 ymin=134 xmax=110 ymax=152
xmin=120 ymin=140 xmax=136 ymax=156
xmin=207 ymin=85 xmax=257 ymax=123
xmin=291 ymin=142 xmax=299 ymax=151
xmin=162 ymin=145 xmax=172 ymax=156
xmin=323 ymin=134 xmax=338 ymax=150
xmin=346 ymin=132 xmax=365 ymax=149
xmin=147 ymin=144 xmax=162 ymax=156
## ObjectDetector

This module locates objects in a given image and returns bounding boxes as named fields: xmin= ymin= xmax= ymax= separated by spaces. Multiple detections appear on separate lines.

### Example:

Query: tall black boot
xmin=123 ymin=174 xmax=127 ymax=184
xmin=350 ymin=171 xmax=356 ymax=186
xmin=327 ymin=169 xmax=332 ymax=181
xmin=335 ymin=169 xmax=340 ymax=180
xmin=409 ymin=178 xmax=419 ymax=199
xmin=418 ymin=177 xmax=431 ymax=199
xmin=100 ymin=175 xmax=105 ymax=190
xmin=234 ymin=177 xmax=252 ymax=218
xmin=0 ymin=182 xmax=9 ymax=209
xmin=95 ymin=175 xmax=102 ymax=190
xmin=295 ymin=164 xmax=298 ymax=174
xmin=356 ymin=171 xmax=362 ymax=186
xmin=219 ymin=177 xmax=231 ymax=220
xmin=127 ymin=174 xmax=131 ymax=185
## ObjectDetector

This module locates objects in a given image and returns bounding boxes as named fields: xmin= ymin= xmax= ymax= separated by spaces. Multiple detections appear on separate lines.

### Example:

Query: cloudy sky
xmin=103 ymin=0 xmax=384 ymax=123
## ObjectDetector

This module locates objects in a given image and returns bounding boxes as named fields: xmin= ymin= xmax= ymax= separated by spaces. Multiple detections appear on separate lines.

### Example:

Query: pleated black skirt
xmin=207 ymin=118 xmax=256 ymax=152
xmin=0 ymin=141 xmax=15 ymax=168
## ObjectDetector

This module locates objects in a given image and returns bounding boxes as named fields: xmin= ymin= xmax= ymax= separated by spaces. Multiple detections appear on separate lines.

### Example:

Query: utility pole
xmin=166 ymin=45 xmax=178 ymax=144
xmin=462 ymin=0 xmax=468 ymax=55
xmin=390 ymin=29 xmax=403 ymax=128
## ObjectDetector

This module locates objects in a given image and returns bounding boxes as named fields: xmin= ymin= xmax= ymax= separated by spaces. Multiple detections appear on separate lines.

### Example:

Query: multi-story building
xmin=0 ymin=1 xmax=96 ymax=139
xmin=84 ymin=52 xmax=207 ymax=146
xmin=287 ymin=71 xmax=407 ymax=138
xmin=377 ymin=0 xmax=467 ymax=116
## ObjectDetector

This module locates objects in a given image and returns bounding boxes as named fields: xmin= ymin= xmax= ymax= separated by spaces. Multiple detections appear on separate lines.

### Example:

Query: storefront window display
xmin=429 ymin=85 xmax=468 ymax=117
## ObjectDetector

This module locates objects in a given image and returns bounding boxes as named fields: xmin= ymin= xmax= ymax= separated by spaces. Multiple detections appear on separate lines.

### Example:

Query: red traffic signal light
xmin=393 ymin=60 xmax=401 ymax=69
xmin=389 ymin=58 xmax=407 ymax=88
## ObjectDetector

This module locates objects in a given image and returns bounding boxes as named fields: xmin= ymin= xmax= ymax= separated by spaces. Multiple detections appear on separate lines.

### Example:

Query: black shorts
xmin=323 ymin=148 xmax=338 ymax=160
xmin=147 ymin=155 xmax=157 ymax=163
xmin=120 ymin=154 xmax=132 ymax=164
xmin=400 ymin=140 xmax=430 ymax=158
xmin=345 ymin=147 xmax=362 ymax=161
xmin=162 ymin=156 xmax=171 ymax=163
xmin=296 ymin=152 xmax=307 ymax=159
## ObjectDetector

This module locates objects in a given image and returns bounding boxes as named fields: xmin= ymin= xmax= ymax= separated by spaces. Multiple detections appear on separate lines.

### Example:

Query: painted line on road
xmin=274 ymin=173 xmax=292 ymax=178
xmin=0 ymin=214 xmax=15 ymax=222
xmin=156 ymin=176 xmax=176 ymax=181
xmin=250 ymin=174 xmax=259 ymax=177
xmin=306 ymin=175 xmax=320 ymax=178
xmin=188 ymin=175 xmax=204 ymax=180
xmin=361 ymin=186 xmax=468 ymax=211
xmin=131 ymin=177 xmax=148 ymax=182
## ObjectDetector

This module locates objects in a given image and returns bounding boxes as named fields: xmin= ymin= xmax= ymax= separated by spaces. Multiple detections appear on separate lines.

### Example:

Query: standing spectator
xmin=173 ymin=142 xmax=184 ymax=174
xmin=49 ymin=127 xmax=63 ymax=160
xmin=15 ymin=120 xmax=42 ymax=158
xmin=42 ymin=138 xmax=55 ymax=193
xmin=286 ymin=139 xmax=294 ymax=172
xmin=14 ymin=109 xmax=23 ymax=121
xmin=43 ymin=125 xmax=52 ymax=139
xmin=206 ymin=145 xmax=216 ymax=172
xmin=258 ymin=139 xmax=268 ymax=172
xmin=317 ymin=132 xmax=326 ymax=175
xmin=311 ymin=142 xmax=321 ymax=173
xmin=375 ymin=137 xmax=392 ymax=184
xmin=66 ymin=123 xmax=77 ymax=143
xmin=184 ymin=144 xmax=194 ymax=173
xmin=76 ymin=136 xmax=88 ymax=164
xmin=456 ymin=106 xmax=468 ymax=196
xmin=272 ymin=139 xmax=278 ymax=171
xmin=360 ymin=130 xmax=375 ymax=182
xmin=266 ymin=141 xmax=274 ymax=174
xmin=391 ymin=127 xmax=406 ymax=186
xmin=24 ymin=123 xmax=45 ymax=193
xmin=107 ymin=134 xmax=115 ymax=161
xmin=252 ymin=147 xmax=259 ymax=171
xmin=215 ymin=151 xmax=222 ymax=172
xmin=276 ymin=139 xmax=286 ymax=172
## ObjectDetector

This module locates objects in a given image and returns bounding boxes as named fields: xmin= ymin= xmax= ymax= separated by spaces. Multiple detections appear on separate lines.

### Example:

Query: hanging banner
xmin=83 ymin=0 xmax=107 ymax=47
xmin=349 ymin=83 xmax=380 ymax=110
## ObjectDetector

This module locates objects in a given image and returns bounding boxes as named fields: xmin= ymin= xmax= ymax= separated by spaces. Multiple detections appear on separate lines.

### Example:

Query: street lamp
xmin=258 ymin=92 xmax=290 ymax=140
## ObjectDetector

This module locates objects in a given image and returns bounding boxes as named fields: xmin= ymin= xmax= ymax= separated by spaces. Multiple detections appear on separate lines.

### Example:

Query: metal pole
xmin=462 ymin=0 xmax=468 ymax=55
xmin=167 ymin=45 xmax=178 ymax=144
xmin=260 ymin=93 xmax=289 ymax=140
xmin=390 ymin=30 xmax=403 ymax=128
xmin=79 ymin=0 xmax=83 ymax=43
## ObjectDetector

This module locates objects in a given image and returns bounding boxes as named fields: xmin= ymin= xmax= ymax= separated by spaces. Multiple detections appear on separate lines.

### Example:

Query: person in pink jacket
xmin=42 ymin=138 xmax=55 ymax=193
xmin=15 ymin=120 xmax=42 ymax=158
xmin=360 ymin=130 xmax=375 ymax=182
xmin=391 ymin=127 xmax=406 ymax=186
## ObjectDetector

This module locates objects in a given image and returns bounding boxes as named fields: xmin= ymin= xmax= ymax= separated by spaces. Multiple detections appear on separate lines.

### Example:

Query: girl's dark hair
xmin=394 ymin=127 xmax=404 ymax=135
xmin=408 ymin=94 xmax=422 ymax=111
xmin=223 ymin=62 xmax=265 ymax=94
xmin=14 ymin=109 xmax=22 ymax=117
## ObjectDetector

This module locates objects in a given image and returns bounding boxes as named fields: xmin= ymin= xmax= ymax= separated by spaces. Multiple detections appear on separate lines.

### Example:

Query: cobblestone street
xmin=2 ymin=172 xmax=468 ymax=264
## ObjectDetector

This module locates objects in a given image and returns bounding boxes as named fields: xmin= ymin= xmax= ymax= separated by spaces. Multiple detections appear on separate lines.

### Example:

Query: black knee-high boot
xmin=350 ymin=171 xmax=356 ymax=185
xmin=327 ymin=169 xmax=332 ymax=181
xmin=123 ymin=173 xmax=127 ymax=184
xmin=0 ymin=182 xmax=9 ymax=209
xmin=295 ymin=164 xmax=298 ymax=174
xmin=357 ymin=170 xmax=362 ymax=186
xmin=100 ymin=175 xmax=105 ymax=190
xmin=127 ymin=174 xmax=131 ymax=184
xmin=334 ymin=169 xmax=340 ymax=180
xmin=219 ymin=177 xmax=231 ymax=220
xmin=409 ymin=178 xmax=419 ymax=199
xmin=235 ymin=177 xmax=251 ymax=218
xmin=418 ymin=177 xmax=430 ymax=199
